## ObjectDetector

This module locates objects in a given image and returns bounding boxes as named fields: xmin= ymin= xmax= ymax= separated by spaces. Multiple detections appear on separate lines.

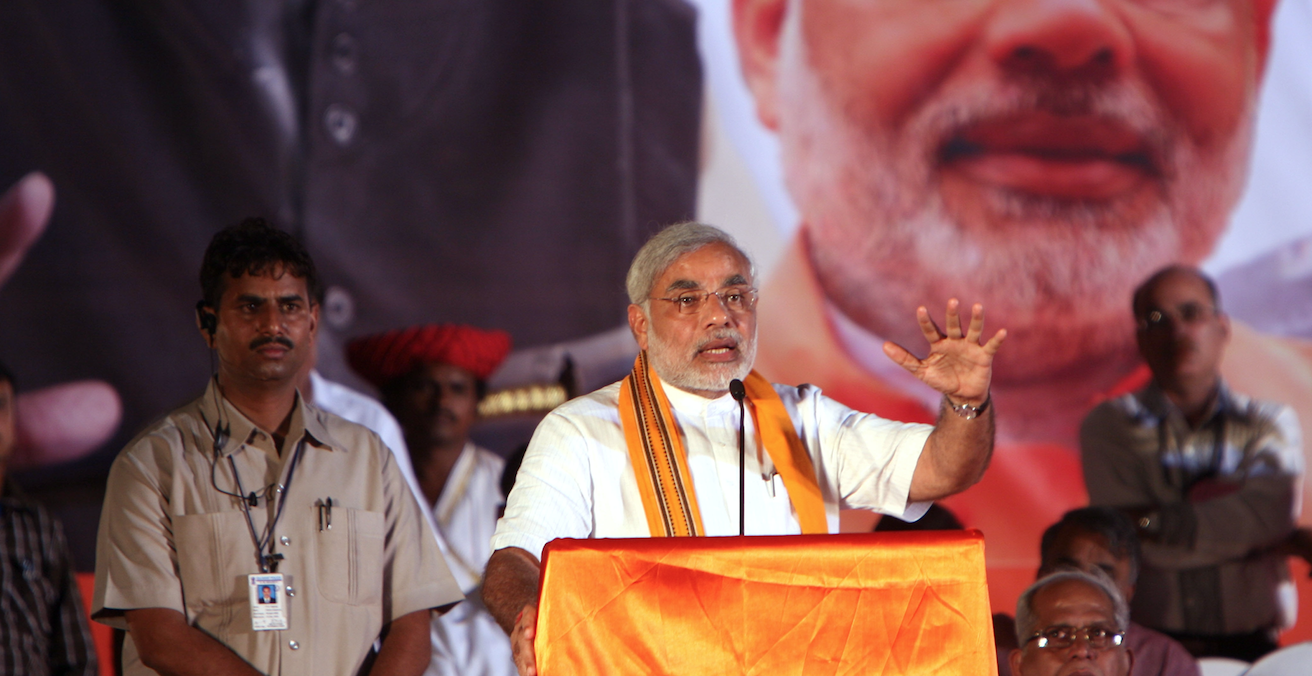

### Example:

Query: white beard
xmin=647 ymin=326 xmax=757 ymax=394
xmin=772 ymin=15 xmax=1251 ymax=383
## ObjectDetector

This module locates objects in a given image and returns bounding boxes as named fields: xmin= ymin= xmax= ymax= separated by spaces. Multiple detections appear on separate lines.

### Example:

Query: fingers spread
xmin=882 ymin=341 xmax=921 ymax=374
xmin=982 ymin=328 xmax=1008 ymax=355
xmin=916 ymin=306 xmax=943 ymax=344
xmin=964 ymin=303 xmax=985 ymax=343
xmin=944 ymin=298 xmax=963 ymax=338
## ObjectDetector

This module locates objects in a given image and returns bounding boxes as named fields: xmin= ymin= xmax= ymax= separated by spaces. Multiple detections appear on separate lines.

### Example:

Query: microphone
xmin=729 ymin=379 xmax=746 ymax=536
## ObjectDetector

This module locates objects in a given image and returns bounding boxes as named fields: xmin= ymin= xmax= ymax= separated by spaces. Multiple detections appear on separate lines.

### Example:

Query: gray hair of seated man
xmin=625 ymin=222 xmax=756 ymax=310
xmin=1014 ymin=568 xmax=1130 ymax=645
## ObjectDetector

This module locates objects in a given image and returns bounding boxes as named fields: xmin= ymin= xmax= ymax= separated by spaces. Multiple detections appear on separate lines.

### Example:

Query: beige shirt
xmin=92 ymin=379 xmax=462 ymax=676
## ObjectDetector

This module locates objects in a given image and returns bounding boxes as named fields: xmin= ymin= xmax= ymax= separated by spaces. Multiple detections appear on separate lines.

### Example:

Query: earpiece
xmin=196 ymin=300 xmax=217 ymax=336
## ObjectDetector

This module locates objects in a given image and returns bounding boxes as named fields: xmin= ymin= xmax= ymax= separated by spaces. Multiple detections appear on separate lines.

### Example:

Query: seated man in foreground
xmin=1038 ymin=508 xmax=1196 ymax=676
xmin=1010 ymin=570 xmax=1134 ymax=676
xmin=483 ymin=222 xmax=1006 ymax=675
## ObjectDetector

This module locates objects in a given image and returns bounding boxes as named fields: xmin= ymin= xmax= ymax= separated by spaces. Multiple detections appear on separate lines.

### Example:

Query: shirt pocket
xmin=174 ymin=511 xmax=253 ymax=636
xmin=314 ymin=508 xmax=384 ymax=606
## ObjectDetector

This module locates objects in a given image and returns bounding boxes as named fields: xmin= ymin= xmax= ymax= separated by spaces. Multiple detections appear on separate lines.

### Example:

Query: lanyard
xmin=229 ymin=438 xmax=307 ymax=573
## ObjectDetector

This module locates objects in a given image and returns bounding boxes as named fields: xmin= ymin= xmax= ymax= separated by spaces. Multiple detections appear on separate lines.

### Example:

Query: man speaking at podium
xmin=484 ymin=222 xmax=1006 ymax=675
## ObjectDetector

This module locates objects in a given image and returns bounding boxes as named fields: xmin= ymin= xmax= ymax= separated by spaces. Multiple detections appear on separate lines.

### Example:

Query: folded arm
xmin=1083 ymin=403 xmax=1301 ymax=567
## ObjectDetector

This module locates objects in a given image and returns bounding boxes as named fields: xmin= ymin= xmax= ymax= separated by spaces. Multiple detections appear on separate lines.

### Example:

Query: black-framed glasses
xmin=652 ymin=286 xmax=758 ymax=316
xmin=1026 ymin=625 xmax=1125 ymax=650
xmin=1137 ymin=301 xmax=1217 ymax=332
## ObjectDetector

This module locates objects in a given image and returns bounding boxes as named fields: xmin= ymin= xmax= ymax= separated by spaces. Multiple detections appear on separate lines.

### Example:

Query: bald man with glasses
xmin=1011 ymin=570 xmax=1134 ymax=676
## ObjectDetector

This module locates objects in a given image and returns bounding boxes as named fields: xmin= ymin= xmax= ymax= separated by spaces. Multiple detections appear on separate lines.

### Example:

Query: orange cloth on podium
xmin=535 ymin=531 xmax=997 ymax=675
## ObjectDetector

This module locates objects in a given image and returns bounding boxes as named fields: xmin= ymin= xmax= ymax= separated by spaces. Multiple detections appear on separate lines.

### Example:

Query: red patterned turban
xmin=347 ymin=324 xmax=512 ymax=388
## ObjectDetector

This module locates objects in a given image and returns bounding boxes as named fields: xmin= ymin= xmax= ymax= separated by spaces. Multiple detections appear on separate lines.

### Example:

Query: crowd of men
xmin=1 ymin=215 xmax=1307 ymax=676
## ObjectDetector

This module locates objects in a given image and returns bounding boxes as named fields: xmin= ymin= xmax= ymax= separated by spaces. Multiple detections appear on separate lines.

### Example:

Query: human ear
xmin=195 ymin=302 xmax=217 ymax=348
xmin=308 ymin=301 xmax=320 ymax=338
xmin=628 ymin=304 xmax=651 ymax=351
xmin=733 ymin=0 xmax=790 ymax=130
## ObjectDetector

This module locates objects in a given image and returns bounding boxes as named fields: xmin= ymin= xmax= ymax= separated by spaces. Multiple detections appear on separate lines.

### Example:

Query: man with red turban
xmin=349 ymin=324 xmax=515 ymax=676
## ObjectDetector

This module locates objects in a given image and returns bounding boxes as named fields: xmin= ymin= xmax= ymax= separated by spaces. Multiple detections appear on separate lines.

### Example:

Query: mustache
xmin=920 ymin=76 xmax=1173 ymax=173
xmin=249 ymin=336 xmax=295 ymax=351
xmin=694 ymin=329 xmax=743 ymax=351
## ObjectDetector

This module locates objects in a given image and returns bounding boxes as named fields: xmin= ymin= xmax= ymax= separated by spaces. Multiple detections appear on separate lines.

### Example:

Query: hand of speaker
xmin=510 ymin=605 xmax=539 ymax=676
xmin=882 ymin=299 xmax=1006 ymax=406
xmin=1 ymin=173 xmax=121 ymax=470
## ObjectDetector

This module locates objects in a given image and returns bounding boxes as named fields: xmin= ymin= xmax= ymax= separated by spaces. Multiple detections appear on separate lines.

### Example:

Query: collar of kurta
xmin=617 ymin=351 xmax=827 ymax=537
xmin=198 ymin=377 xmax=340 ymax=459
xmin=433 ymin=441 xmax=479 ymax=522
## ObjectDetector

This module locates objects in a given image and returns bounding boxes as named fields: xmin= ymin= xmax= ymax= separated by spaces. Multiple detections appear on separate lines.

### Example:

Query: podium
xmin=536 ymin=531 xmax=998 ymax=675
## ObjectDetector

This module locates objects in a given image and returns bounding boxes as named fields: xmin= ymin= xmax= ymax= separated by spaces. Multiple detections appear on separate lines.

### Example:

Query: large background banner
xmin=0 ymin=0 xmax=703 ymax=561
xmin=693 ymin=0 xmax=1312 ymax=639
xmin=2 ymin=0 xmax=1311 ymax=645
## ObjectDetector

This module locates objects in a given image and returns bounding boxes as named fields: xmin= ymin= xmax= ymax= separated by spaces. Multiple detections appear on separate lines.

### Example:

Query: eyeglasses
xmin=1137 ymin=302 xmax=1217 ymax=332
xmin=1026 ymin=625 xmax=1126 ymax=650
xmin=652 ymin=286 xmax=758 ymax=316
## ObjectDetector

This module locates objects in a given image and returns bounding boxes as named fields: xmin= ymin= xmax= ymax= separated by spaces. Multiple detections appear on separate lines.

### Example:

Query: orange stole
xmin=618 ymin=355 xmax=828 ymax=537
xmin=536 ymin=532 xmax=997 ymax=675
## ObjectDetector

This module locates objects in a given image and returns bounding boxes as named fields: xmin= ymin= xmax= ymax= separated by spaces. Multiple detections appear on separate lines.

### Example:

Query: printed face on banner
xmin=736 ymin=0 xmax=1271 ymax=379
xmin=630 ymin=243 xmax=759 ymax=395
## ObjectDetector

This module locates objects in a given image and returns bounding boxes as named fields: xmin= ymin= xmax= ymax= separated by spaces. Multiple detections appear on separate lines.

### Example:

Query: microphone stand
xmin=730 ymin=379 xmax=746 ymax=536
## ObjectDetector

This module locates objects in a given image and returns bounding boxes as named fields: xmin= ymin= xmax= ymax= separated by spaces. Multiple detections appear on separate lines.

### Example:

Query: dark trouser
xmin=1161 ymin=628 xmax=1279 ymax=663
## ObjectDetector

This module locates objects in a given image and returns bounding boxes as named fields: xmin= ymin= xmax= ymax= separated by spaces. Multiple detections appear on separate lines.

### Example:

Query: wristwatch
xmin=946 ymin=395 xmax=990 ymax=420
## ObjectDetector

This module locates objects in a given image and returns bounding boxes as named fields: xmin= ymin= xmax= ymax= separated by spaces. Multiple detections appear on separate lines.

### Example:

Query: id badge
xmin=248 ymin=573 xmax=288 ymax=631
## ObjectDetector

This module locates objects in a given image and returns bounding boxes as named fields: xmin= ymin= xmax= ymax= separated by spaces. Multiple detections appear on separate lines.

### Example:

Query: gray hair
xmin=1015 ymin=569 xmax=1130 ymax=645
xmin=625 ymin=222 xmax=755 ymax=307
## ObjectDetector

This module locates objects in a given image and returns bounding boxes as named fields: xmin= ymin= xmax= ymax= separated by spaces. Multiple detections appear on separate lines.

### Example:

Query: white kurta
xmin=492 ymin=380 xmax=933 ymax=560
xmin=426 ymin=443 xmax=515 ymax=676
